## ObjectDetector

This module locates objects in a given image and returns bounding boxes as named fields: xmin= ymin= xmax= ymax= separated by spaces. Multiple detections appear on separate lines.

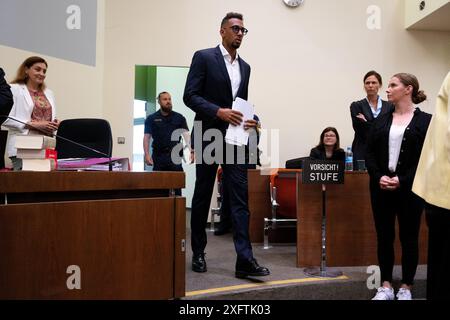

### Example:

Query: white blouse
xmin=388 ymin=123 xmax=407 ymax=172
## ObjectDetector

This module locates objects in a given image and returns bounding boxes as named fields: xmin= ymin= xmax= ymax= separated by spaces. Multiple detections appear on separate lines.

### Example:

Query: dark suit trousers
xmin=153 ymin=153 xmax=183 ymax=196
xmin=191 ymin=162 xmax=253 ymax=262
xmin=219 ymin=164 xmax=256 ymax=226
xmin=370 ymin=185 xmax=424 ymax=285
xmin=425 ymin=203 xmax=450 ymax=300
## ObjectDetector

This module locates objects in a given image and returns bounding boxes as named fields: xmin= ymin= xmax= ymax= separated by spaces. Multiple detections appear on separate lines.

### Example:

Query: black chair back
xmin=56 ymin=118 xmax=113 ymax=159
xmin=285 ymin=156 xmax=309 ymax=169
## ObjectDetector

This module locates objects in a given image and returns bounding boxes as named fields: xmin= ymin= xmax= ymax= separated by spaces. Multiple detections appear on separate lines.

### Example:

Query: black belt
xmin=153 ymin=144 xmax=182 ymax=154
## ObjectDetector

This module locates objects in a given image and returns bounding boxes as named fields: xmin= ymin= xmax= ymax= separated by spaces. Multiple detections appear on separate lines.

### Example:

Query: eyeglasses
xmin=324 ymin=134 xmax=336 ymax=138
xmin=228 ymin=25 xmax=248 ymax=35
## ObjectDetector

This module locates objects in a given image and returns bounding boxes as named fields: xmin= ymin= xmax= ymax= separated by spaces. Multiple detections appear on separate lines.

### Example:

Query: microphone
xmin=4 ymin=116 xmax=113 ymax=171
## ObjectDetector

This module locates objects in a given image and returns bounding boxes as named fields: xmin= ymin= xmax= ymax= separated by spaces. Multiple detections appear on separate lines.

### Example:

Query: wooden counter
xmin=248 ymin=169 xmax=428 ymax=267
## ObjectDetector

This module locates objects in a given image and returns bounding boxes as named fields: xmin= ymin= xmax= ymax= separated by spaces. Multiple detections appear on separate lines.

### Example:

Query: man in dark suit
xmin=184 ymin=12 xmax=270 ymax=278
xmin=0 ymin=67 xmax=13 ymax=124
xmin=1 ymin=67 xmax=13 ymax=169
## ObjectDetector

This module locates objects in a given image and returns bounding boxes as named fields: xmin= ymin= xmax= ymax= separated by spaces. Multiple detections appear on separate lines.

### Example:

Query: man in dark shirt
xmin=1 ymin=67 xmax=13 ymax=169
xmin=0 ymin=67 xmax=13 ymax=124
xmin=143 ymin=91 xmax=192 ymax=178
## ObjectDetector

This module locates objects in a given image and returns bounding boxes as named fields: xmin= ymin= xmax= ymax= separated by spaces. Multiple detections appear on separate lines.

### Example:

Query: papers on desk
xmin=225 ymin=97 xmax=254 ymax=146
xmin=57 ymin=157 xmax=130 ymax=171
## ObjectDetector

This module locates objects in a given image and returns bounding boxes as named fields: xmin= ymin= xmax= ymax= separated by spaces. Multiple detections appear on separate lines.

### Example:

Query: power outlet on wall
xmin=117 ymin=137 xmax=125 ymax=144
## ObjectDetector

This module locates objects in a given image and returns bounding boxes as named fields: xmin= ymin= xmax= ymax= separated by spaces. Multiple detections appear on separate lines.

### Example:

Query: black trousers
xmin=191 ymin=162 xmax=253 ymax=262
xmin=153 ymin=153 xmax=183 ymax=196
xmin=370 ymin=185 xmax=424 ymax=285
xmin=426 ymin=203 xmax=450 ymax=300
xmin=218 ymin=164 xmax=256 ymax=228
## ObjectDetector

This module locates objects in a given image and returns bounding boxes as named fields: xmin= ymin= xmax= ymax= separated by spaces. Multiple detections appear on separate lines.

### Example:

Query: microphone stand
xmin=5 ymin=116 xmax=113 ymax=171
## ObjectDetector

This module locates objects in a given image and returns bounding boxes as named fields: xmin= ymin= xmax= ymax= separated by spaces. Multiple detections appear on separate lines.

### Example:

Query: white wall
xmin=405 ymin=0 xmax=449 ymax=28
xmin=156 ymin=66 xmax=196 ymax=205
xmin=0 ymin=0 xmax=106 ymax=121
xmin=102 ymin=0 xmax=450 ymax=165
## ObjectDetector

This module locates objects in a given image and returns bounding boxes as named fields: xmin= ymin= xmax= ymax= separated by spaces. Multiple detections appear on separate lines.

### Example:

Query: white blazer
xmin=2 ymin=83 xmax=56 ymax=157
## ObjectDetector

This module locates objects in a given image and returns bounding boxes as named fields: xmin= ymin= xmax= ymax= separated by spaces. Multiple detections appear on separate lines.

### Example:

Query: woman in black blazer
xmin=309 ymin=127 xmax=345 ymax=161
xmin=350 ymin=71 xmax=393 ymax=170
xmin=366 ymin=73 xmax=431 ymax=300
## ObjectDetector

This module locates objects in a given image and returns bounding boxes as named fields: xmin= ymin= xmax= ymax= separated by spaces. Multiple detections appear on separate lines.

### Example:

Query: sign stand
xmin=302 ymin=160 xmax=344 ymax=278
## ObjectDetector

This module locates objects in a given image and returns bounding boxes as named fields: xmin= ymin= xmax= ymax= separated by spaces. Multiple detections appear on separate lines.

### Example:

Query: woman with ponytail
xmin=366 ymin=73 xmax=432 ymax=300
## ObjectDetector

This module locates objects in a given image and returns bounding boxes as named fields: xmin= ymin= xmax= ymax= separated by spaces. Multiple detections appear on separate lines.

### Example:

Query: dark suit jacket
xmin=309 ymin=147 xmax=345 ymax=161
xmin=366 ymin=108 xmax=432 ymax=191
xmin=350 ymin=98 xmax=393 ymax=162
xmin=183 ymin=46 xmax=250 ymax=139
xmin=0 ymin=68 xmax=13 ymax=124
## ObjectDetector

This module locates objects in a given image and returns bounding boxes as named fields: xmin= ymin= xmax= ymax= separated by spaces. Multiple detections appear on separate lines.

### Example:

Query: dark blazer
xmin=0 ymin=68 xmax=13 ymax=124
xmin=350 ymin=98 xmax=393 ymax=162
xmin=183 ymin=46 xmax=250 ymax=137
xmin=366 ymin=108 xmax=432 ymax=191
xmin=309 ymin=147 xmax=345 ymax=161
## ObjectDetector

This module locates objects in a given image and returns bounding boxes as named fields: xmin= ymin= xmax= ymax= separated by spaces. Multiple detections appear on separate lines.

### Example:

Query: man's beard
xmin=161 ymin=105 xmax=172 ymax=113
xmin=232 ymin=41 xmax=241 ymax=49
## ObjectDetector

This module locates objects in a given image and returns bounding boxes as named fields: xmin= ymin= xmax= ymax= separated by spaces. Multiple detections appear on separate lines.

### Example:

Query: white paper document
xmin=225 ymin=97 xmax=255 ymax=146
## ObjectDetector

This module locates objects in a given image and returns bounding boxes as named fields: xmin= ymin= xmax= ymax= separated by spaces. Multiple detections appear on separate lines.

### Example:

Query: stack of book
xmin=15 ymin=135 xmax=57 ymax=171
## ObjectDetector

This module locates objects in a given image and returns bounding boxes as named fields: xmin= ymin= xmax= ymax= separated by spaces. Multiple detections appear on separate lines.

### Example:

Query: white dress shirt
xmin=388 ymin=123 xmax=407 ymax=172
xmin=219 ymin=44 xmax=241 ymax=100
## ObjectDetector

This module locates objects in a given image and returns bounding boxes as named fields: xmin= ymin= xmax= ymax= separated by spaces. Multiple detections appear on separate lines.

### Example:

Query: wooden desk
xmin=0 ymin=171 xmax=185 ymax=299
xmin=248 ymin=169 xmax=428 ymax=267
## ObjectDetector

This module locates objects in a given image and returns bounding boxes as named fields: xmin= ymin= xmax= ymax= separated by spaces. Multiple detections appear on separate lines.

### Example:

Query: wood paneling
xmin=248 ymin=169 xmax=428 ymax=267
xmin=0 ymin=172 xmax=186 ymax=299
xmin=248 ymin=170 xmax=270 ymax=243
xmin=0 ymin=171 xmax=185 ymax=193
xmin=174 ymin=197 xmax=186 ymax=298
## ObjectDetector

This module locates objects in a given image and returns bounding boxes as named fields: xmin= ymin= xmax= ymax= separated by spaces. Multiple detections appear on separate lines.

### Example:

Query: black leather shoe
xmin=235 ymin=258 xmax=270 ymax=278
xmin=192 ymin=253 xmax=207 ymax=273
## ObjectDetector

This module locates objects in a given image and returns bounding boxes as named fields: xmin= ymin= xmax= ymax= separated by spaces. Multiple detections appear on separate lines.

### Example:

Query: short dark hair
xmin=221 ymin=12 xmax=243 ymax=27
xmin=157 ymin=91 xmax=170 ymax=101
xmin=363 ymin=70 xmax=382 ymax=86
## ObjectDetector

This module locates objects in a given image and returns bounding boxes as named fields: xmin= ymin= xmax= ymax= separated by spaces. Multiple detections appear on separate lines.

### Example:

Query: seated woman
xmin=309 ymin=127 xmax=345 ymax=161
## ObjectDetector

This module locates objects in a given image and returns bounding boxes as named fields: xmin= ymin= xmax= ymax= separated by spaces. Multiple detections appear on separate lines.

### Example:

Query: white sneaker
xmin=372 ymin=286 xmax=395 ymax=300
xmin=396 ymin=288 xmax=412 ymax=300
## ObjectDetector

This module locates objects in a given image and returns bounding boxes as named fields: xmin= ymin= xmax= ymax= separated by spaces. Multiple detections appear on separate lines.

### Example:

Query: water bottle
xmin=345 ymin=147 xmax=353 ymax=171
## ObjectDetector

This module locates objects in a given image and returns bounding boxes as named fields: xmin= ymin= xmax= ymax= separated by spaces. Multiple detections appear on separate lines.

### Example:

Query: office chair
xmin=264 ymin=169 xmax=298 ymax=249
xmin=56 ymin=118 xmax=113 ymax=159
xmin=285 ymin=156 xmax=309 ymax=169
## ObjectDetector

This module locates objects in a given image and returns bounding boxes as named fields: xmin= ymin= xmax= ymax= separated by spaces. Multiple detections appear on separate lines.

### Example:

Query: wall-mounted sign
xmin=0 ymin=0 xmax=97 ymax=66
